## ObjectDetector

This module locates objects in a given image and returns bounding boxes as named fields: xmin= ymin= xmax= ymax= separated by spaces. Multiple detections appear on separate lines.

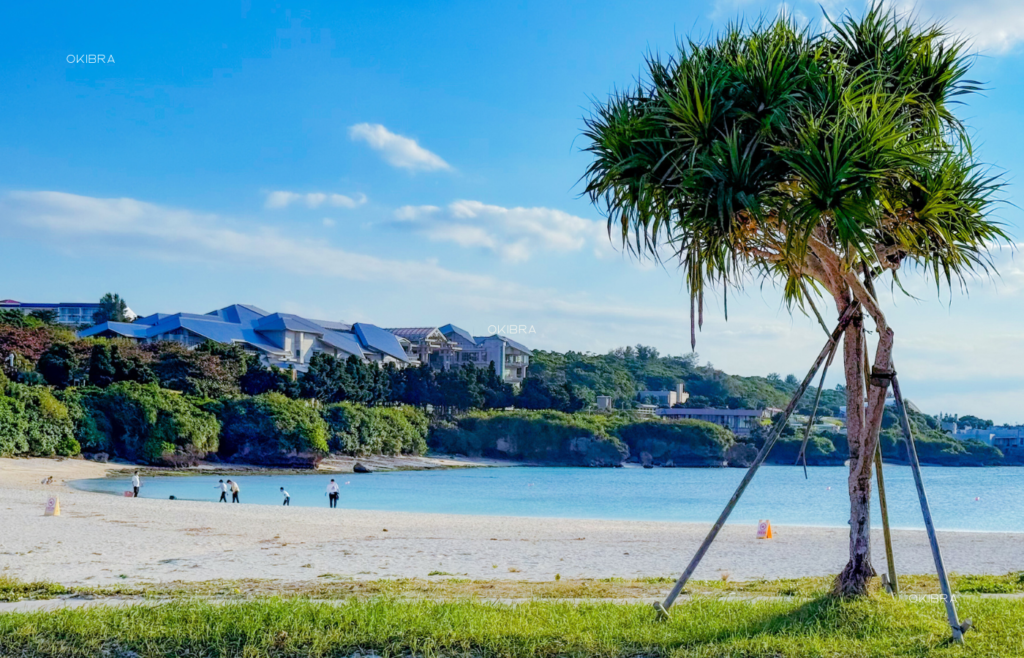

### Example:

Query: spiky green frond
xmin=582 ymin=3 xmax=1010 ymax=326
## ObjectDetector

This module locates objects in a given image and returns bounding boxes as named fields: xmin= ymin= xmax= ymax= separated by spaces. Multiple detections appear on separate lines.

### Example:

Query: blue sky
xmin=1 ymin=0 xmax=1022 ymax=421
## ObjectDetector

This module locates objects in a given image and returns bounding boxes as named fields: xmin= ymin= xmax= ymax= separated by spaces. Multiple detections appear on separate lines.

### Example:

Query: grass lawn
xmin=3 ymin=595 xmax=1023 ymax=657
xmin=2 ymin=574 xmax=1024 ymax=657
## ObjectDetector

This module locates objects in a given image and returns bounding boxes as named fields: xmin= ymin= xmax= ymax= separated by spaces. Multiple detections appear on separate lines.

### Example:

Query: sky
xmin=1 ymin=0 xmax=1022 ymax=422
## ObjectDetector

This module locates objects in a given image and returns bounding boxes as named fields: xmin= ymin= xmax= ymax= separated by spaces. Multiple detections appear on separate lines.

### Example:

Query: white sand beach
xmin=2 ymin=457 xmax=1022 ymax=587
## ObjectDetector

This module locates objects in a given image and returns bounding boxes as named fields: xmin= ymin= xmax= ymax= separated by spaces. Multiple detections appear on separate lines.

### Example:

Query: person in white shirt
xmin=280 ymin=487 xmax=290 ymax=506
xmin=131 ymin=472 xmax=141 ymax=498
xmin=326 ymin=479 xmax=340 ymax=508
xmin=215 ymin=479 xmax=228 ymax=503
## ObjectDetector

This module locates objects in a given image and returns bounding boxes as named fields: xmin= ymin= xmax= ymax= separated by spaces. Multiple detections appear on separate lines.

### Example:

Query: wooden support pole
xmin=655 ymin=302 xmax=860 ymax=616
xmin=892 ymin=373 xmax=964 ymax=644
xmin=859 ymin=331 xmax=898 ymax=597
xmin=795 ymin=337 xmax=840 ymax=478
xmin=874 ymin=443 xmax=898 ymax=596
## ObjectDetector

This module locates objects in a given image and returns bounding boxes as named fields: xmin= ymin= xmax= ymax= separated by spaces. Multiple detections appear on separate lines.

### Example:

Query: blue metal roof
xmin=254 ymin=313 xmax=325 ymax=334
xmin=474 ymin=334 xmax=533 ymax=355
xmin=353 ymin=323 xmax=409 ymax=362
xmin=78 ymin=322 xmax=150 ymax=339
xmin=77 ymin=304 xmax=410 ymax=363
xmin=439 ymin=324 xmax=477 ymax=346
xmin=206 ymin=304 xmax=269 ymax=325
xmin=319 ymin=330 xmax=365 ymax=358
xmin=135 ymin=313 xmax=171 ymax=326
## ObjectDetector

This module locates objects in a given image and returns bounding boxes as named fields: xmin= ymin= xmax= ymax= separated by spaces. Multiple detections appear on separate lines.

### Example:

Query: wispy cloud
xmin=710 ymin=0 xmax=1024 ymax=53
xmin=397 ymin=199 xmax=616 ymax=263
xmin=348 ymin=123 xmax=451 ymax=172
xmin=2 ymin=191 xmax=499 ymax=290
xmin=265 ymin=190 xmax=367 ymax=210
xmin=394 ymin=205 xmax=441 ymax=221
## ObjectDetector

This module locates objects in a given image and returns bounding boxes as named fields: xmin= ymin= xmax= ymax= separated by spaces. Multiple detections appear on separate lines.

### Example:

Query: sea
xmin=70 ymin=464 xmax=1024 ymax=533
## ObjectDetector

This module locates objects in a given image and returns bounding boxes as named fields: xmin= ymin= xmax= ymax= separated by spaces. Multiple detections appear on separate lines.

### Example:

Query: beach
xmin=2 ymin=457 xmax=1022 ymax=587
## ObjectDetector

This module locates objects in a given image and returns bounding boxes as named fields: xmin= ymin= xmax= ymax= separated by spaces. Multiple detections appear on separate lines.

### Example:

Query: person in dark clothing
xmin=326 ymin=479 xmax=340 ymax=508
xmin=228 ymin=479 xmax=240 ymax=503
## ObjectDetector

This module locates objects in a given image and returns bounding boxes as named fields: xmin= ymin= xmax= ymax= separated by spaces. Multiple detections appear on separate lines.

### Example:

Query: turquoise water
xmin=71 ymin=465 xmax=1024 ymax=532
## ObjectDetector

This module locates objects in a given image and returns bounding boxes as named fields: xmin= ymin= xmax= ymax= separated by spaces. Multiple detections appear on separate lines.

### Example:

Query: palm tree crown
xmin=583 ymin=6 xmax=1008 ymax=342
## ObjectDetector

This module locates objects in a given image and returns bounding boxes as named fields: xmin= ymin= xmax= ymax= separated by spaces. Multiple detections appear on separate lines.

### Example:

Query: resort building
xmin=1 ymin=299 xmax=136 ymax=326
xmin=78 ymin=304 xmax=408 ymax=372
xmin=636 ymin=384 xmax=689 ymax=408
xmin=384 ymin=324 xmax=533 ymax=385
xmin=951 ymin=426 xmax=1024 ymax=450
xmin=385 ymin=327 xmax=463 ymax=369
xmin=654 ymin=407 xmax=779 ymax=437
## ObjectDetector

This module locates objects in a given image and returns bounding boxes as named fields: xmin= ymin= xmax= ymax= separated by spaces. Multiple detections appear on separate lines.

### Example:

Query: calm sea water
xmin=70 ymin=465 xmax=1024 ymax=532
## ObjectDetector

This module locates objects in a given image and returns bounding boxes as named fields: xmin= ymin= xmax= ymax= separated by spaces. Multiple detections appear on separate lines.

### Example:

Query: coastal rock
xmin=85 ymin=452 xmax=109 ymax=463
xmin=567 ymin=436 xmax=628 ymax=467
xmin=353 ymin=462 xmax=373 ymax=473
xmin=228 ymin=446 xmax=322 ymax=469
xmin=640 ymin=451 xmax=654 ymax=468
xmin=726 ymin=443 xmax=758 ymax=468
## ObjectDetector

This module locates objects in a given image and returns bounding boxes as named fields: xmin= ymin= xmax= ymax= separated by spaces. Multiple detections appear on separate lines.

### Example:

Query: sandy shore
xmin=2 ymin=457 xmax=1022 ymax=587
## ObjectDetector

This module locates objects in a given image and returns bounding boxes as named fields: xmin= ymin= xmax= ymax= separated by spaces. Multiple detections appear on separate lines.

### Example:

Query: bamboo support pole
xmin=794 ymin=338 xmax=840 ymax=478
xmin=873 ymin=443 xmax=898 ymax=596
xmin=655 ymin=302 xmax=860 ymax=616
xmin=891 ymin=373 xmax=964 ymax=644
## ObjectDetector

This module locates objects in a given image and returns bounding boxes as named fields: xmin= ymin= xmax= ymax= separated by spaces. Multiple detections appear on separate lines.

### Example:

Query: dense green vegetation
xmin=2 ymin=594 xmax=1022 ymax=657
xmin=0 ymin=310 xmax=1015 ymax=468
xmin=432 ymin=409 xmax=631 ymax=466
xmin=529 ymin=347 xmax=847 ymax=414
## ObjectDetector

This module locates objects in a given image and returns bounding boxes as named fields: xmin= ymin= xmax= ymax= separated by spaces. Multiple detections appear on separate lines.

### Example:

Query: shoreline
xmin=3 ymin=457 xmax=1023 ymax=588
xmin=63 ymin=475 xmax=1024 ymax=536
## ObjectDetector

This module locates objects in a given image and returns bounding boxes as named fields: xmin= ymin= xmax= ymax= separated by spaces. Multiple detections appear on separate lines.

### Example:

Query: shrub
xmin=83 ymin=382 xmax=219 ymax=464
xmin=218 ymin=393 xmax=329 ymax=461
xmin=322 ymin=403 xmax=429 ymax=456
xmin=617 ymin=420 xmax=734 ymax=466
xmin=1 ymin=384 xmax=78 ymax=456
xmin=436 ymin=409 xmax=628 ymax=466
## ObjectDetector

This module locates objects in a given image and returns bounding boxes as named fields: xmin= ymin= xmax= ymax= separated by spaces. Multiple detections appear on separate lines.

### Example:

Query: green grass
xmin=2 ymin=595 xmax=1023 ymax=657
xmin=5 ymin=572 xmax=1024 ymax=602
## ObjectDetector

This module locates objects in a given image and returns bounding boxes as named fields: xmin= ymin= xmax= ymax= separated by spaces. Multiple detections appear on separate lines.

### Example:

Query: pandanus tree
xmin=582 ymin=7 xmax=1008 ymax=595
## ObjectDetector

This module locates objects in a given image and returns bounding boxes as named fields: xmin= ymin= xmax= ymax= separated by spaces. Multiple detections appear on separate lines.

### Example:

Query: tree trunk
xmin=833 ymin=288 xmax=896 ymax=596
xmin=833 ymin=297 xmax=876 ymax=595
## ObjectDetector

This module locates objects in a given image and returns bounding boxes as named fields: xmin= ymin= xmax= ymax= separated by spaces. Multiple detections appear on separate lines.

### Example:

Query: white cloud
xmin=322 ymin=218 xmax=336 ymax=227
xmin=348 ymin=123 xmax=451 ymax=172
xmin=265 ymin=190 xmax=366 ymax=210
xmin=394 ymin=205 xmax=441 ymax=221
xmin=711 ymin=0 xmax=1024 ymax=53
xmin=2 ymin=191 xmax=502 ymax=291
xmin=884 ymin=0 xmax=1024 ymax=53
xmin=402 ymin=199 xmax=616 ymax=262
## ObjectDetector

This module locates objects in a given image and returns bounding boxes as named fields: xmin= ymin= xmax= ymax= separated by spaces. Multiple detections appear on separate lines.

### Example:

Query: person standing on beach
xmin=228 ymin=479 xmax=240 ymax=503
xmin=326 ymin=479 xmax=339 ymax=508
xmin=280 ymin=487 xmax=290 ymax=506
xmin=215 ymin=479 xmax=228 ymax=503
xmin=131 ymin=472 xmax=141 ymax=498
